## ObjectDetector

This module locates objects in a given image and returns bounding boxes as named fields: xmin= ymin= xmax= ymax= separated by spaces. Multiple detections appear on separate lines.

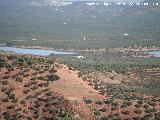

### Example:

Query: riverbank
xmin=0 ymin=44 xmax=160 ymax=58
xmin=0 ymin=46 xmax=76 ymax=56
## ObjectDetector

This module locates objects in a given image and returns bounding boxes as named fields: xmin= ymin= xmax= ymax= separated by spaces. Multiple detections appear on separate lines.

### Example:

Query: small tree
xmin=157 ymin=112 xmax=160 ymax=120
xmin=0 ymin=62 xmax=3 ymax=68
xmin=48 ymin=74 xmax=60 ymax=81
xmin=84 ymin=98 xmax=92 ymax=104
xmin=95 ymin=100 xmax=102 ymax=105
xmin=134 ymin=109 xmax=142 ymax=114
xmin=122 ymin=110 xmax=130 ymax=115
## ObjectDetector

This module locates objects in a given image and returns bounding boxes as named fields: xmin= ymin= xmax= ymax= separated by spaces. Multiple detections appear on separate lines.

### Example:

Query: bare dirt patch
xmin=50 ymin=64 xmax=105 ymax=101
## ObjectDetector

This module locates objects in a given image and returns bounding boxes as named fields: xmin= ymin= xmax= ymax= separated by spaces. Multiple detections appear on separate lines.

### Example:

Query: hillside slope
xmin=0 ymin=53 xmax=104 ymax=120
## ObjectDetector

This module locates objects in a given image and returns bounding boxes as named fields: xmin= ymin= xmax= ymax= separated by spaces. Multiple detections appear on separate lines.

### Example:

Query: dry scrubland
xmin=1 ymin=0 xmax=160 ymax=119
xmin=58 ymin=47 xmax=160 ymax=120
xmin=0 ymin=53 xmax=75 ymax=120
xmin=0 ymin=49 xmax=160 ymax=120
xmin=0 ymin=52 xmax=103 ymax=120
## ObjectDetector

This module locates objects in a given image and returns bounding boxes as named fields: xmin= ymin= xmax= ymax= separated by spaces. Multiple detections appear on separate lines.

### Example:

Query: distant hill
xmin=0 ymin=0 xmax=160 ymax=48
xmin=143 ymin=0 xmax=160 ymax=3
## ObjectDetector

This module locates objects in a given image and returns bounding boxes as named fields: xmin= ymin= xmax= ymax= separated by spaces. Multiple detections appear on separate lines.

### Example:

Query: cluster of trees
xmin=0 ymin=54 xmax=77 ymax=120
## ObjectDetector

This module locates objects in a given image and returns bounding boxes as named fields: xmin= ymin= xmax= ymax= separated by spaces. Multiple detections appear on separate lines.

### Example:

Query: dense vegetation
xmin=59 ymin=56 xmax=160 ymax=95
xmin=57 ymin=49 xmax=160 ymax=119
xmin=58 ymin=52 xmax=160 ymax=75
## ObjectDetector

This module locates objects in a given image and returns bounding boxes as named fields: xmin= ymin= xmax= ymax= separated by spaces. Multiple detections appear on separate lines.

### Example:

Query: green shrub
xmin=120 ymin=103 xmax=128 ymax=108
xmin=148 ymin=102 xmax=156 ymax=107
xmin=103 ymin=99 xmax=111 ymax=104
xmin=100 ymin=116 xmax=109 ymax=120
xmin=46 ymin=91 xmax=52 ymax=96
xmin=23 ymin=89 xmax=30 ymax=94
xmin=95 ymin=100 xmax=102 ymax=105
xmin=6 ymin=64 xmax=13 ymax=69
xmin=111 ymin=102 xmax=119 ymax=107
xmin=17 ymin=57 xmax=25 ymax=62
xmin=145 ymin=108 xmax=157 ymax=113
xmin=7 ymin=105 xmax=15 ymax=109
xmin=134 ymin=103 xmax=141 ymax=108
xmin=122 ymin=110 xmax=130 ymax=115
xmin=99 ymin=108 xmax=107 ymax=112
xmin=8 ymin=93 xmax=16 ymax=100
xmin=111 ymin=106 xmax=118 ymax=111
xmin=2 ymin=80 xmax=8 ymax=85
xmin=12 ymin=98 xmax=18 ymax=103
xmin=48 ymin=74 xmax=60 ymax=81
xmin=44 ymin=82 xmax=50 ymax=87
xmin=133 ymin=116 xmax=141 ymax=120
xmin=0 ymin=62 xmax=3 ymax=68
xmin=157 ymin=112 xmax=160 ymax=120
xmin=20 ymin=100 xmax=26 ymax=105
xmin=49 ymin=68 xmax=57 ymax=73
xmin=143 ymin=104 xmax=149 ymax=109
xmin=84 ymin=98 xmax=92 ymax=104
xmin=94 ymin=111 xmax=100 ymax=116
xmin=134 ymin=109 xmax=142 ymax=114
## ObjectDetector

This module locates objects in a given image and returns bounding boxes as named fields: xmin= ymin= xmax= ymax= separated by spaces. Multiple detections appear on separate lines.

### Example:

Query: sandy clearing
xmin=50 ymin=64 xmax=105 ymax=101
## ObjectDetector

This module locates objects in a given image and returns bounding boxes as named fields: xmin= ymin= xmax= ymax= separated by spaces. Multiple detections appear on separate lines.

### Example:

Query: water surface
xmin=147 ymin=51 xmax=160 ymax=57
xmin=0 ymin=46 xmax=76 ymax=56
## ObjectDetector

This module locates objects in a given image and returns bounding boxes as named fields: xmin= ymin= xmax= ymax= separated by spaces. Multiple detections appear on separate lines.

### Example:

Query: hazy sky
xmin=70 ymin=0 xmax=144 ymax=2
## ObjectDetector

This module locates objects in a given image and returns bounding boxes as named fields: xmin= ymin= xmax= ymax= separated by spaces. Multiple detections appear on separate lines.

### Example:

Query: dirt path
xmin=50 ymin=64 xmax=105 ymax=101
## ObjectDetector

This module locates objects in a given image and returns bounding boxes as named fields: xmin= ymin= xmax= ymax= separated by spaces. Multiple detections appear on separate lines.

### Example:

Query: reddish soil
xmin=50 ymin=64 xmax=105 ymax=101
